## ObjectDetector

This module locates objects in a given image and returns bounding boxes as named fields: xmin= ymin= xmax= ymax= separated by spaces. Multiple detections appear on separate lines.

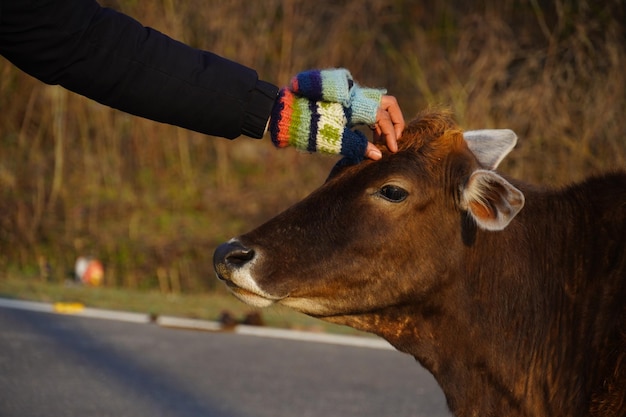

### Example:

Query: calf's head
xmin=213 ymin=110 xmax=524 ymax=336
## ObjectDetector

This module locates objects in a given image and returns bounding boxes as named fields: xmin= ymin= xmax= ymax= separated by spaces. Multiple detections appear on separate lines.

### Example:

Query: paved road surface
xmin=0 ymin=305 xmax=451 ymax=417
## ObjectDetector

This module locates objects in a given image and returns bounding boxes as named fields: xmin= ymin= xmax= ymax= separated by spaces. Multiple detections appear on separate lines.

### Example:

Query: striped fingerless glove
xmin=269 ymin=89 xmax=369 ymax=161
xmin=269 ymin=68 xmax=386 ymax=161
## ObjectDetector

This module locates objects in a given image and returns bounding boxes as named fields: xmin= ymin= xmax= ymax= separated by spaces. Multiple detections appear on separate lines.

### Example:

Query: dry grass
xmin=1 ymin=0 xmax=624 ymax=292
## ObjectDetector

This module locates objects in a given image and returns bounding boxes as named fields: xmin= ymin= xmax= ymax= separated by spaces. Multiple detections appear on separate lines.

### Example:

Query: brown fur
xmin=214 ymin=109 xmax=626 ymax=417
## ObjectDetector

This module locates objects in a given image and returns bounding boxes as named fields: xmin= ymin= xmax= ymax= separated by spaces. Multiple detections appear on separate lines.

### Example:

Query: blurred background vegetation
xmin=1 ymin=0 xmax=625 ymax=295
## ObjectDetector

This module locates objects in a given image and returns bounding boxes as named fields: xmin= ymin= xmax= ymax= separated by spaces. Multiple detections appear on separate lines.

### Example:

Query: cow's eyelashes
xmin=378 ymin=185 xmax=409 ymax=202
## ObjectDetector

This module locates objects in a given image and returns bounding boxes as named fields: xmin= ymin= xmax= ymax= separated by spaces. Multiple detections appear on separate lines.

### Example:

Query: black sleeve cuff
xmin=241 ymin=79 xmax=279 ymax=139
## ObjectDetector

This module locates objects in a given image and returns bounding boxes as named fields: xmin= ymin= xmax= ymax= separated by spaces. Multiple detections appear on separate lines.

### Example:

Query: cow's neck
xmin=326 ymin=301 xmax=546 ymax=417
xmin=326 ymin=178 xmax=626 ymax=417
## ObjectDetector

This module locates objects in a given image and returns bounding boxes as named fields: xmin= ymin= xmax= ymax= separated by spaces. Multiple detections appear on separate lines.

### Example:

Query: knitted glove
xmin=289 ymin=68 xmax=386 ymax=127
xmin=269 ymin=88 xmax=368 ymax=162
xmin=290 ymin=68 xmax=354 ymax=105
xmin=348 ymin=85 xmax=386 ymax=126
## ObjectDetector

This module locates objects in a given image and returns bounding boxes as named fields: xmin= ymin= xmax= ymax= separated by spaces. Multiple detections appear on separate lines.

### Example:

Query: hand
xmin=365 ymin=95 xmax=404 ymax=160
xmin=275 ymin=68 xmax=404 ymax=162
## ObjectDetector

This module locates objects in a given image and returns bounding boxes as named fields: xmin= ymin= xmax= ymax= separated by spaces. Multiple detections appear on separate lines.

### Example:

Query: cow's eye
xmin=378 ymin=185 xmax=408 ymax=202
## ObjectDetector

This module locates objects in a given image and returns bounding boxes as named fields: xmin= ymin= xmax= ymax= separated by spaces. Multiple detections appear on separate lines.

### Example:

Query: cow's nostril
xmin=213 ymin=240 xmax=255 ymax=270
xmin=226 ymin=247 xmax=255 ymax=266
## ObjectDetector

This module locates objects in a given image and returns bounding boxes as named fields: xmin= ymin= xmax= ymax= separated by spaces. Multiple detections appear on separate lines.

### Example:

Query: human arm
xmin=0 ymin=1 xmax=403 ymax=158
xmin=0 ymin=0 xmax=276 ymax=139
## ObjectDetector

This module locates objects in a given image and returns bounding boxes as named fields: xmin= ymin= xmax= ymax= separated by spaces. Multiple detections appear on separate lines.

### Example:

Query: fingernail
xmin=368 ymin=149 xmax=382 ymax=160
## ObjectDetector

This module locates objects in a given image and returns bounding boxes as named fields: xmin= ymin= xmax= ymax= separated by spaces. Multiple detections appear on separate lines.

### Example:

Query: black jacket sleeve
xmin=0 ymin=0 xmax=278 ymax=139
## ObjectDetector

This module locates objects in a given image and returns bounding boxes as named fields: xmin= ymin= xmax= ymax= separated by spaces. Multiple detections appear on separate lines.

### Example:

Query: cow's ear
xmin=461 ymin=170 xmax=525 ymax=231
xmin=463 ymin=129 xmax=517 ymax=170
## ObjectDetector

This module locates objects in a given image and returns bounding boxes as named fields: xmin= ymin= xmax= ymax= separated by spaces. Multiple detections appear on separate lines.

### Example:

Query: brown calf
xmin=213 ymin=109 xmax=626 ymax=417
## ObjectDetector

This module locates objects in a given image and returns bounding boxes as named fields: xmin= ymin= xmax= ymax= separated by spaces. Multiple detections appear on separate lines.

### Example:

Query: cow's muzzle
xmin=213 ymin=239 xmax=281 ymax=308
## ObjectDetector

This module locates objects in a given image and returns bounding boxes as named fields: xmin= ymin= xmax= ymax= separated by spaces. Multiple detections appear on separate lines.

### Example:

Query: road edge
xmin=0 ymin=297 xmax=393 ymax=351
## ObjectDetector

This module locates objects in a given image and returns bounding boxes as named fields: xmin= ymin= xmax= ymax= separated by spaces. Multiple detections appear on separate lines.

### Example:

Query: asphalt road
xmin=0 ymin=305 xmax=452 ymax=417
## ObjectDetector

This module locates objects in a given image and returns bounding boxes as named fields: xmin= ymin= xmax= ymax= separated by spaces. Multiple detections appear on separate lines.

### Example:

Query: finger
xmin=380 ymin=95 xmax=405 ymax=138
xmin=365 ymin=142 xmax=382 ymax=160
xmin=375 ymin=108 xmax=399 ymax=153
xmin=379 ymin=95 xmax=405 ymax=149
